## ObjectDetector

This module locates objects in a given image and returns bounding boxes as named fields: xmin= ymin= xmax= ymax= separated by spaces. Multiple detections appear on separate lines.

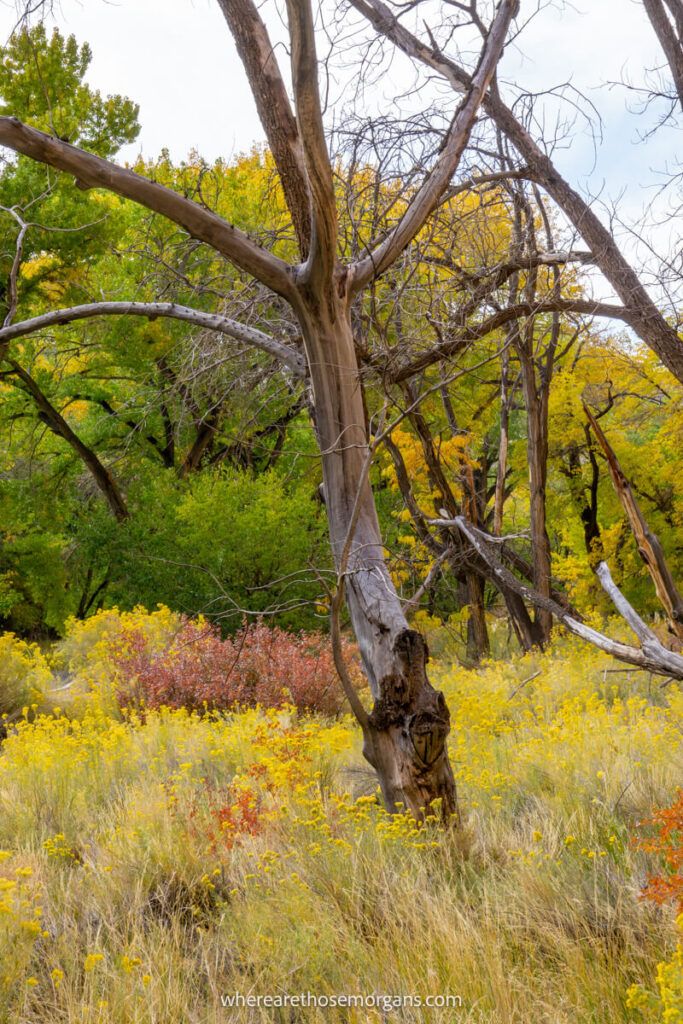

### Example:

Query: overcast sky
xmin=0 ymin=0 xmax=679 ymax=245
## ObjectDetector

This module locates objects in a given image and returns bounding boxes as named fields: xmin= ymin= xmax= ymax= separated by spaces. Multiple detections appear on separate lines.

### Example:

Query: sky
xmin=0 ymin=0 xmax=679 ymax=271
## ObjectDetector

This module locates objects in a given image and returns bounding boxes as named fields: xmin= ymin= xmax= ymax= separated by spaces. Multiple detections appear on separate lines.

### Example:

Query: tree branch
xmin=384 ymin=298 xmax=632 ymax=382
xmin=0 ymin=117 xmax=296 ymax=298
xmin=350 ymin=0 xmax=519 ymax=291
xmin=403 ymin=546 xmax=453 ymax=616
xmin=0 ymin=300 xmax=306 ymax=378
xmin=349 ymin=0 xmax=683 ymax=384
xmin=5 ymin=359 xmax=129 ymax=521
xmin=434 ymin=514 xmax=683 ymax=679
xmin=2 ymin=208 xmax=28 ymax=329
xmin=285 ymin=0 xmax=337 ymax=288
xmin=217 ymin=0 xmax=311 ymax=256
xmin=643 ymin=0 xmax=683 ymax=111
xmin=422 ymin=249 xmax=594 ymax=280
xmin=585 ymin=403 xmax=683 ymax=638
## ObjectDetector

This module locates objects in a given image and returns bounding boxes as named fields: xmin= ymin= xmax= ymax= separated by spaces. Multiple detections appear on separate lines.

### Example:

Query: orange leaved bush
xmin=636 ymin=789 xmax=683 ymax=913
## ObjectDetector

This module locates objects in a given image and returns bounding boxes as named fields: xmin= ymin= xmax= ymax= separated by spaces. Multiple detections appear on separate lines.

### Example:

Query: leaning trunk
xmin=585 ymin=406 xmax=683 ymax=641
xmin=493 ymin=345 xmax=511 ymax=536
xmin=296 ymin=293 xmax=457 ymax=819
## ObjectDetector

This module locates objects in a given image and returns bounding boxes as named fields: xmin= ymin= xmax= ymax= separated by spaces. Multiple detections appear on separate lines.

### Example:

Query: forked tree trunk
xmin=295 ymin=289 xmax=457 ymax=818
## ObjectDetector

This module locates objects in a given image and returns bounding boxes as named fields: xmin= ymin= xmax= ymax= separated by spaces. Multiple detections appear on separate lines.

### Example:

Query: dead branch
xmin=432 ymin=514 xmax=683 ymax=680
xmin=585 ymin=403 xmax=683 ymax=639
xmin=0 ymin=301 xmax=306 ymax=378
xmin=0 ymin=117 xmax=295 ymax=298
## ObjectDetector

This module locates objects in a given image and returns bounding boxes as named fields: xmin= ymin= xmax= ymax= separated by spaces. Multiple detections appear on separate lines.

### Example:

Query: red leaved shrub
xmin=112 ymin=618 xmax=356 ymax=716
xmin=636 ymin=789 xmax=683 ymax=913
xmin=173 ymin=780 xmax=264 ymax=853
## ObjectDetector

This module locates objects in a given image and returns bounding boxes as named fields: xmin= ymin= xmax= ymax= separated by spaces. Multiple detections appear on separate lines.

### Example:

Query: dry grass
xmin=0 ymin=618 xmax=681 ymax=1022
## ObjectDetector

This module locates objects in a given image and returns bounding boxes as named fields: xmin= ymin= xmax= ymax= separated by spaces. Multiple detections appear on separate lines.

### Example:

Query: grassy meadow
xmin=0 ymin=609 xmax=681 ymax=1023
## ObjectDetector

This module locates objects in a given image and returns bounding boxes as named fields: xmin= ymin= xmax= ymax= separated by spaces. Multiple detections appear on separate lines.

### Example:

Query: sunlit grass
xmin=0 ymin=618 xmax=681 ymax=1022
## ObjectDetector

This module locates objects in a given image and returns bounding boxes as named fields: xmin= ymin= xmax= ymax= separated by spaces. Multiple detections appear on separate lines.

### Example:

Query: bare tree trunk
xmin=518 ymin=351 xmax=553 ymax=641
xmin=499 ymin=585 xmax=542 ymax=650
xmin=493 ymin=346 xmax=510 ymax=536
xmin=466 ymin=571 xmax=490 ymax=662
xmin=180 ymin=407 xmax=222 ymax=477
xmin=562 ymin=432 xmax=603 ymax=564
xmin=462 ymin=457 xmax=491 ymax=663
xmin=296 ymin=293 xmax=457 ymax=818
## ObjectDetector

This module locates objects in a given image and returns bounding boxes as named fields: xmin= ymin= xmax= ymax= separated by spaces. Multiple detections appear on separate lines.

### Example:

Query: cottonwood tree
xmin=0 ymin=0 xmax=520 ymax=818
xmin=0 ymin=0 xmax=681 ymax=817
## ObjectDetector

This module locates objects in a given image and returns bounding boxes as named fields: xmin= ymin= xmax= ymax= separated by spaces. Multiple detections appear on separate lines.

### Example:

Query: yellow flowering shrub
xmin=433 ymin=636 xmax=683 ymax=817
xmin=50 ymin=605 xmax=183 ymax=714
xmin=0 ymin=614 xmax=680 ymax=1022
xmin=55 ymin=605 xmax=182 ymax=685
xmin=0 ymin=634 xmax=51 ymax=718
xmin=627 ymin=916 xmax=683 ymax=1023
xmin=0 ymin=863 xmax=43 ymax=1017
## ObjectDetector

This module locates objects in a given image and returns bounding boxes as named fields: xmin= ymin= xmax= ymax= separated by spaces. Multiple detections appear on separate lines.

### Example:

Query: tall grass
xmin=0 ymin=615 xmax=681 ymax=1022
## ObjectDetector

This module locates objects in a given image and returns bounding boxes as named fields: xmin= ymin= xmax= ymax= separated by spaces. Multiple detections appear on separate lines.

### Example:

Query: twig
xmin=508 ymin=669 xmax=541 ymax=700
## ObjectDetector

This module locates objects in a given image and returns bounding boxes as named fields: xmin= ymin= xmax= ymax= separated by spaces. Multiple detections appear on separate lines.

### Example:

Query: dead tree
xmin=0 ymin=0 xmax=520 ymax=819
xmin=436 ymin=516 xmax=683 ymax=682
xmin=584 ymin=404 xmax=683 ymax=641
